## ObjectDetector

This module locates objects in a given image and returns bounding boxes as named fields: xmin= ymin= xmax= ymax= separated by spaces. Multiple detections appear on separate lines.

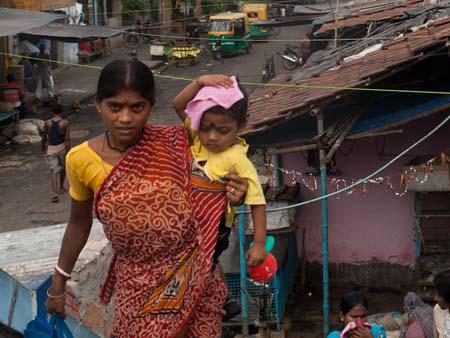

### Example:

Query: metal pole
xmin=239 ymin=205 xmax=249 ymax=336
xmin=93 ymin=0 xmax=99 ymax=26
xmin=316 ymin=110 xmax=330 ymax=337
xmin=103 ymin=0 xmax=107 ymax=24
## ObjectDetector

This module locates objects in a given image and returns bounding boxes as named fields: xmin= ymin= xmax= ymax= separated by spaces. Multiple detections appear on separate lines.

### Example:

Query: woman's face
xmin=96 ymin=89 xmax=152 ymax=147
xmin=340 ymin=304 xmax=369 ymax=325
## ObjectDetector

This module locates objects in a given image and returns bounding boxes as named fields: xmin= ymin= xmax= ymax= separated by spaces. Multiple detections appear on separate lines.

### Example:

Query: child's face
xmin=434 ymin=293 xmax=449 ymax=310
xmin=198 ymin=112 xmax=241 ymax=153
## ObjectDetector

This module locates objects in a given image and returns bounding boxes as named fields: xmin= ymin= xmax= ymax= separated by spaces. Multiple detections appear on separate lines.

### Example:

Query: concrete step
xmin=0 ymin=220 xmax=109 ymax=337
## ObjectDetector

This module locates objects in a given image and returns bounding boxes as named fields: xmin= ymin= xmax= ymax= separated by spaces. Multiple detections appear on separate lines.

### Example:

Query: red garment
xmin=95 ymin=125 xmax=227 ymax=338
xmin=405 ymin=321 xmax=426 ymax=338
xmin=1 ymin=83 xmax=23 ymax=105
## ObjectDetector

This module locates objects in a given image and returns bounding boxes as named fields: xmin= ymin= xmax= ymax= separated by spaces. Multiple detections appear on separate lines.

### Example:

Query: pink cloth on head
xmin=185 ymin=76 xmax=244 ymax=131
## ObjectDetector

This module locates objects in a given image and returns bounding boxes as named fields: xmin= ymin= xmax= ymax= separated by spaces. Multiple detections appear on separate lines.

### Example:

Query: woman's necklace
xmin=104 ymin=130 xmax=140 ymax=153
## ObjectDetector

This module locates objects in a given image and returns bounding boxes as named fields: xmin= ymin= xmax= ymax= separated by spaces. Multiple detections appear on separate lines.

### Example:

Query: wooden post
xmin=334 ymin=0 xmax=339 ymax=48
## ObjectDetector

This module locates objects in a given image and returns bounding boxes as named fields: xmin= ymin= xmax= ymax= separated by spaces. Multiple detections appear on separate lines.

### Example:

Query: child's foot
xmin=51 ymin=195 xmax=59 ymax=203
xmin=222 ymin=297 xmax=241 ymax=321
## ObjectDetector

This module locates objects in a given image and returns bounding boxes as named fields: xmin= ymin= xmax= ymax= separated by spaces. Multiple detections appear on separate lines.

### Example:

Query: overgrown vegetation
xmin=122 ymin=0 xmax=148 ymax=24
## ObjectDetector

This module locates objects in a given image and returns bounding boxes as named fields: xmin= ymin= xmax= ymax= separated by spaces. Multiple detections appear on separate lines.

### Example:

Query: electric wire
xmin=237 ymin=112 xmax=450 ymax=213
xmin=3 ymin=51 xmax=450 ymax=96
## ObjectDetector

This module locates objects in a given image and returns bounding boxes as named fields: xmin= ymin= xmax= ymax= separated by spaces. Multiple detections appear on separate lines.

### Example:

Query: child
xmin=328 ymin=290 xmax=386 ymax=338
xmin=433 ymin=270 xmax=450 ymax=338
xmin=173 ymin=74 xmax=267 ymax=268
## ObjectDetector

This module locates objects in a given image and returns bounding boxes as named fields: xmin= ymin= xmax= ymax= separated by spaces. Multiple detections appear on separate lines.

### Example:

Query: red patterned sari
xmin=95 ymin=124 xmax=228 ymax=337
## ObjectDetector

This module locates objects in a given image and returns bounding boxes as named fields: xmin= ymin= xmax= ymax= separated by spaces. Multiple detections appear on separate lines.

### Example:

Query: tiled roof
xmin=243 ymin=17 xmax=450 ymax=137
xmin=315 ymin=0 xmax=431 ymax=35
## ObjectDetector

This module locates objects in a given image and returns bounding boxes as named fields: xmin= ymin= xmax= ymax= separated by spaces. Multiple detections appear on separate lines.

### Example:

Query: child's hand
xmin=245 ymin=242 xmax=266 ymax=267
xmin=197 ymin=74 xmax=233 ymax=88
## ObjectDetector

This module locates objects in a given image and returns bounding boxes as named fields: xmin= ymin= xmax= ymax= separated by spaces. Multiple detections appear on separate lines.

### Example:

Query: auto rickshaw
xmin=208 ymin=12 xmax=252 ymax=59
xmin=242 ymin=3 xmax=270 ymax=39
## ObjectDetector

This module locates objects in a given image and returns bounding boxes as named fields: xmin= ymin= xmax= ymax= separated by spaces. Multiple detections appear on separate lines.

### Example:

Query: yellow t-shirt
xmin=66 ymin=141 xmax=113 ymax=201
xmin=184 ymin=120 xmax=266 ymax=225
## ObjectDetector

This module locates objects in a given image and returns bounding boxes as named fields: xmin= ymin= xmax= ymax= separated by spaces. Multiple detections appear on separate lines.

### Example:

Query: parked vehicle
xmin=242 ymin=3 xmax=270 ymax=39
xmin=281 ymin=44 xmax=304 ymax=70
xmin=262 ymin=54 xmax=275 ymax=83
xmin=208 ymin=12 xmax=252 ymax=59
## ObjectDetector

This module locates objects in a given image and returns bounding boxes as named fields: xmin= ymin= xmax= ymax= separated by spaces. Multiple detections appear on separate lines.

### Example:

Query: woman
xmin=45 ymin=60 xmax=249 ymax=337
xmin=328 ymin=290 xmax=387 ymax=338
xmin=401 ymin=292 xmax=433 ymax=338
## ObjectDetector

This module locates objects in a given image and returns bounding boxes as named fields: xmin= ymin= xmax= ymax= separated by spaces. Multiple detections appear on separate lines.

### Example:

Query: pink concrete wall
xmin=280 ymin=112 xmax=449 ymax=266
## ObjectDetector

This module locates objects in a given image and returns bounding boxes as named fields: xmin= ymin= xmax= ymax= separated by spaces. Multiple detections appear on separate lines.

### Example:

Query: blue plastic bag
xmin=24 ymin=315 xmax=73 ymax=338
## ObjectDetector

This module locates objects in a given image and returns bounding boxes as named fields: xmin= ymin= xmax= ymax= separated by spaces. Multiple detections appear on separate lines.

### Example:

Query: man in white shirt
xmin=19 ymin=40 xmax=40 ymax=57
xmin=434 ymin=270 xmax=450 ymax=338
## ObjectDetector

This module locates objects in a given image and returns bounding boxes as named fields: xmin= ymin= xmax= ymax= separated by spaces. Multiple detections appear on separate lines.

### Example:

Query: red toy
xmin=247 ymin=253 xmax=277 ymax=283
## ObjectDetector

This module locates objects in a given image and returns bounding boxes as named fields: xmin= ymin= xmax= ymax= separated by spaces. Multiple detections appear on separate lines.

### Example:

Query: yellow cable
xmin=3 ymin=52 xmax=450 ymax=96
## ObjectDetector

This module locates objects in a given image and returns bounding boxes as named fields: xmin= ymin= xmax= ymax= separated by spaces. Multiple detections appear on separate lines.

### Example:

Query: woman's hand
xmin=349 ymin=326 xmax=374 ymax=338
xmin=45 ymin=273 xmax=69 ymax=318
xmin=46 ymin=294 xmax=67 ymax=319
xmin=224 ymin=166 xmax=248 ymax=206
xmin=197 ymin=74 xmax=233 ymax=88
xmin=245 ymin=242 xmax=266 ymax=267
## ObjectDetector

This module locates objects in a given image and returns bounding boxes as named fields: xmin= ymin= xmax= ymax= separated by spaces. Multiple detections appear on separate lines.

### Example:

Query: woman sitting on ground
xmin=328 ymin=290 xmax=387 ymax=338
xmin=401 ymin=292 xmax=433 ymax=338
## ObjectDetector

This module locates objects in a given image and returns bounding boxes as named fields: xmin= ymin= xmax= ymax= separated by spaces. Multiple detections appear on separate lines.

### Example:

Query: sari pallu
xmin=95 ymin=125 xmax=227 ymax=338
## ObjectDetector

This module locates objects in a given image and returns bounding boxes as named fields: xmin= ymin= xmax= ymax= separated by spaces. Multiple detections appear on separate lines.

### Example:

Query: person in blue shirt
xmin=328 ymin=290 xmax=387 ymax=338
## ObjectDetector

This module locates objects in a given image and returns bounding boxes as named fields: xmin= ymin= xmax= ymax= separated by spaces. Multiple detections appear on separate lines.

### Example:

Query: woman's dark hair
xmin=96 ymin=60 xmax=155 ymax=105
xmin=340 ymin=290 xmax=368 ymax=315
xmin=434 ymin=270 xmax=450 ymax=304
xmin=205 ymin=78 xmax=248 ymax=127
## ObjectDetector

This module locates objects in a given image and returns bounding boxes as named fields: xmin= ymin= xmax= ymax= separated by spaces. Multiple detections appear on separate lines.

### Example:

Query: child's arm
xmin=172 ymin=74 xmax=234 ymax=122
xmin=245 ymin=204 xmax=267 ymax=267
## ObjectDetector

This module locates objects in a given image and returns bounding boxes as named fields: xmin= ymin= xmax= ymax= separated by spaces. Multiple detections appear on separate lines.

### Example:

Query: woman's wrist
xmin=51 ymin=273 xmax=68 ymax=293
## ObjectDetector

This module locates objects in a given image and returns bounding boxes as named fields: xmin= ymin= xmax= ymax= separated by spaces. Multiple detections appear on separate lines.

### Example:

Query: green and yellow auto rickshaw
xmin=242 ymin=3 xmax=270 ymax=39
xmin=208 ymin=12 xmax=252 ymax=59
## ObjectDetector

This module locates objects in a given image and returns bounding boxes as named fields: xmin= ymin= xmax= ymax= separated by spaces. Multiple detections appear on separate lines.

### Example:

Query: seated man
xmin=1 ymin=74 xmax=24 ymax=118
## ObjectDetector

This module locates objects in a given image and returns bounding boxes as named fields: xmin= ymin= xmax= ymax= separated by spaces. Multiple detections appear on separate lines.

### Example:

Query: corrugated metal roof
xmin=243 ymin=17 xmax=450 ymax=137
xmin=314 ymin=0 xmax=434 ymax=35
xmin=22 ymin=23 xmax=124 ymax=40
xmin=0 ymin=7 xmax=66 ymax=37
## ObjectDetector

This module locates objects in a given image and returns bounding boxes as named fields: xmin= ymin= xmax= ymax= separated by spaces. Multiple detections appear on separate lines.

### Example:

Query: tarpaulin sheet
xmin=22 ymin=24 xmax=124 ymax=41
xmin=0 ymin=8 xmax=65 ymax=37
